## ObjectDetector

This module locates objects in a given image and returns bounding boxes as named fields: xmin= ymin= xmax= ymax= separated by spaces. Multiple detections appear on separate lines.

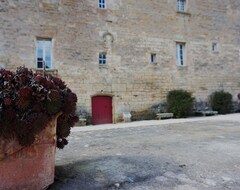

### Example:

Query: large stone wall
xmin=0 ymin=0 xmax=240 ymax=121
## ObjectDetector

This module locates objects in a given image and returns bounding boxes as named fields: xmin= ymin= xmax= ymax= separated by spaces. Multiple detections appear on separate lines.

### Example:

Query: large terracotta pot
xmin=0 ymin=115 xmax=59 ymax=190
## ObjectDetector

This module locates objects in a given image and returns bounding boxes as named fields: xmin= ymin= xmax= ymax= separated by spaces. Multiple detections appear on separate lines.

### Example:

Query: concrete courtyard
xmin=49 ymin=114 xmax=240 ymax=190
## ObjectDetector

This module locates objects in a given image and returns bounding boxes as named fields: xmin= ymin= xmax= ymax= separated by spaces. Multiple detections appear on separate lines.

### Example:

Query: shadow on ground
xmin=48 ymin=156 xmax=186 ymax=190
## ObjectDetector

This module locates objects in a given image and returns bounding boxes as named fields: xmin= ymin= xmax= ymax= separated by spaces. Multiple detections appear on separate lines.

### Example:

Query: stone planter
xmin=0 ymin=115 xmax=60 ymax=190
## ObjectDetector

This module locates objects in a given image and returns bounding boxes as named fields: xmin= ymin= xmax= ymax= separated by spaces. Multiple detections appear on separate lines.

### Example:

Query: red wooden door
xmin=92 ymin=96 xmax=112 ymax=125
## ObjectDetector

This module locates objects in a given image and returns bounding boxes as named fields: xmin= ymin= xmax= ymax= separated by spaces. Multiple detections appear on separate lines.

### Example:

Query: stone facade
xmin=0 ymin=0 xmax=240 ymax=122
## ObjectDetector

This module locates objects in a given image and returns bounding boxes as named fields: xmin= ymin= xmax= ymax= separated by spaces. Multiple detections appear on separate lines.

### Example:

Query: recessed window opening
xmin=150 ymin=53 xmax=157 ymax=64
xmin=177 ymin=0 xmax=186 ymax=12
xmin=99 ymin=53 xmax=107 ymax=65
xmin=176 ymin=43 xmax=185 ymax=66
xmin=212 ymin=42 xmax=218 ymax=52
xmin=36 ymin=38 xmax=52 ymax=69
xmin=99 ymin=0 xmax=106 ymax=9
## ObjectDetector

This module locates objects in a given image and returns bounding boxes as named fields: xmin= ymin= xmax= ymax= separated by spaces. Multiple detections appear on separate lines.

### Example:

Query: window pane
xmin=178 ymin=0 xmax=185 ymax=11
xmin=37 ymin=49 xmax=43 ymax=59
xmin=37 ymin=39 xmax=52 ymax=69
xmin=151 ymin=54 xmax=156 ymax=63
xmin=45 ymin=41 xmax=52 ymax=68
xmin=99 ymin=0 xmax=105 ymax=8
xmin=37 ymin=41 xmax=43 ymax=59
xmin=37 ymin=58 xmax=43 ymax=68
xmin=37 ymin=41 xmax=44 ymax=68
xmin=99 ymin=53 xmax=107 ymax=65
xmin=45 ymin=56 xmax=51 ymax=68
xmin=176 ymin=43 xmax=185 ymax=66
xmin=212 ymin=43 xmax=217 ymax=52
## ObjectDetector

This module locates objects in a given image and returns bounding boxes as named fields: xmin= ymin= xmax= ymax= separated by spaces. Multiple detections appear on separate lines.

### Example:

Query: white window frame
xmin=176 ymin=43 xmax=186 ymax=66
xmin=36 ymin=38 xmax=52 ymax=69
xmin=150 ymin=53 xmax=157 ymax=64
xmin=177 ymin=0 xmax=186 ymax=12
xmin=98 ymin=0 xmax=106 ymax=9
xmin=99 ymin=52 xmax=107 ymax=65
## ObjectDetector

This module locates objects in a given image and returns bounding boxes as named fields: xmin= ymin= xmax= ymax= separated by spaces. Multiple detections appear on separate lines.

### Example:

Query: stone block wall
xmin=0 ymin=0 xmax=240 ymax=122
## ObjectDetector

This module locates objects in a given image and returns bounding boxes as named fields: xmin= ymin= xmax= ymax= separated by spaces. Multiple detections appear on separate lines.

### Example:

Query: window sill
xmin=177 ymin=65 xmax=188 ymax=69
xmin=177 ymin=11 xmax=191 ymax=16
xmin=99 ymin=64 xmax=108 ymax=68
xmin=33 ymin=68 xmax=58 ymax=75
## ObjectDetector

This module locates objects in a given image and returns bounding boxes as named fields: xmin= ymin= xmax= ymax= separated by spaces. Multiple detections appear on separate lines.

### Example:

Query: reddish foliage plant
xmin=0 ymin=67 xmax=79 ymax=148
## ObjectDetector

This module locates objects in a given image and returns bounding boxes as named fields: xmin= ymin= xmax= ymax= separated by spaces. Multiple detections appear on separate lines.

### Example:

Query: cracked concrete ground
xmin=48 ymin=114 xmax=240 ymax=190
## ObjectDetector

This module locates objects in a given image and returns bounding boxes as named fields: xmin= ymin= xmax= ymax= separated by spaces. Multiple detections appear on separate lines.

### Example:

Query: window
xmin=150 ymin=53 xmax=157 ymax=64
xmin=177 ymin=0 xmax=186 ymax=12
xmin=36 ymin=39 xmax=52 ymax=69
xmin=176 ymin=43 xmax=185 ymax=66
xmin=212 ymin=42 xmax=218 ymax=52
xmin=98 ymin=0 xmax=106 ymax=9
xmin=99 ymin=53 xmax=107 ymax=65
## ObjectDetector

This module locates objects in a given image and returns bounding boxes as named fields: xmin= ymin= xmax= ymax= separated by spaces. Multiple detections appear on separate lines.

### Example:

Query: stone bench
xmin=78 ymin=118 xmax=87 ymax=126
xmin=156 ymin=113 xmax=174 ymax=120
xmin=123 ymin=112 xmax=132 ymax=122
xmin=198 ymin=111 xmax=218 ymax=116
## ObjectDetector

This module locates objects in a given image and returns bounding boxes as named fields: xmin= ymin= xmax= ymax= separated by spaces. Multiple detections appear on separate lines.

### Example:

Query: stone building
xmin=0 ymin=0 xmax=240 ymax=124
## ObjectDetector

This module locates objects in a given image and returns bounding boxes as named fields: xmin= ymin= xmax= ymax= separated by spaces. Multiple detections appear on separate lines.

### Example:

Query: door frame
xmin=91 ymin=94 xmax=115 ymax=124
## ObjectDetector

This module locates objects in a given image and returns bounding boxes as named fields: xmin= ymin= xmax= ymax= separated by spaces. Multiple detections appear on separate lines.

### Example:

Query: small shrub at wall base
xmin=210 ymin=91 xmax=232 ymax=114
xmin=0 ymin=67 xmax=79 ymax=149
xmin=167 ymin=89 xmax=195 ymax=118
